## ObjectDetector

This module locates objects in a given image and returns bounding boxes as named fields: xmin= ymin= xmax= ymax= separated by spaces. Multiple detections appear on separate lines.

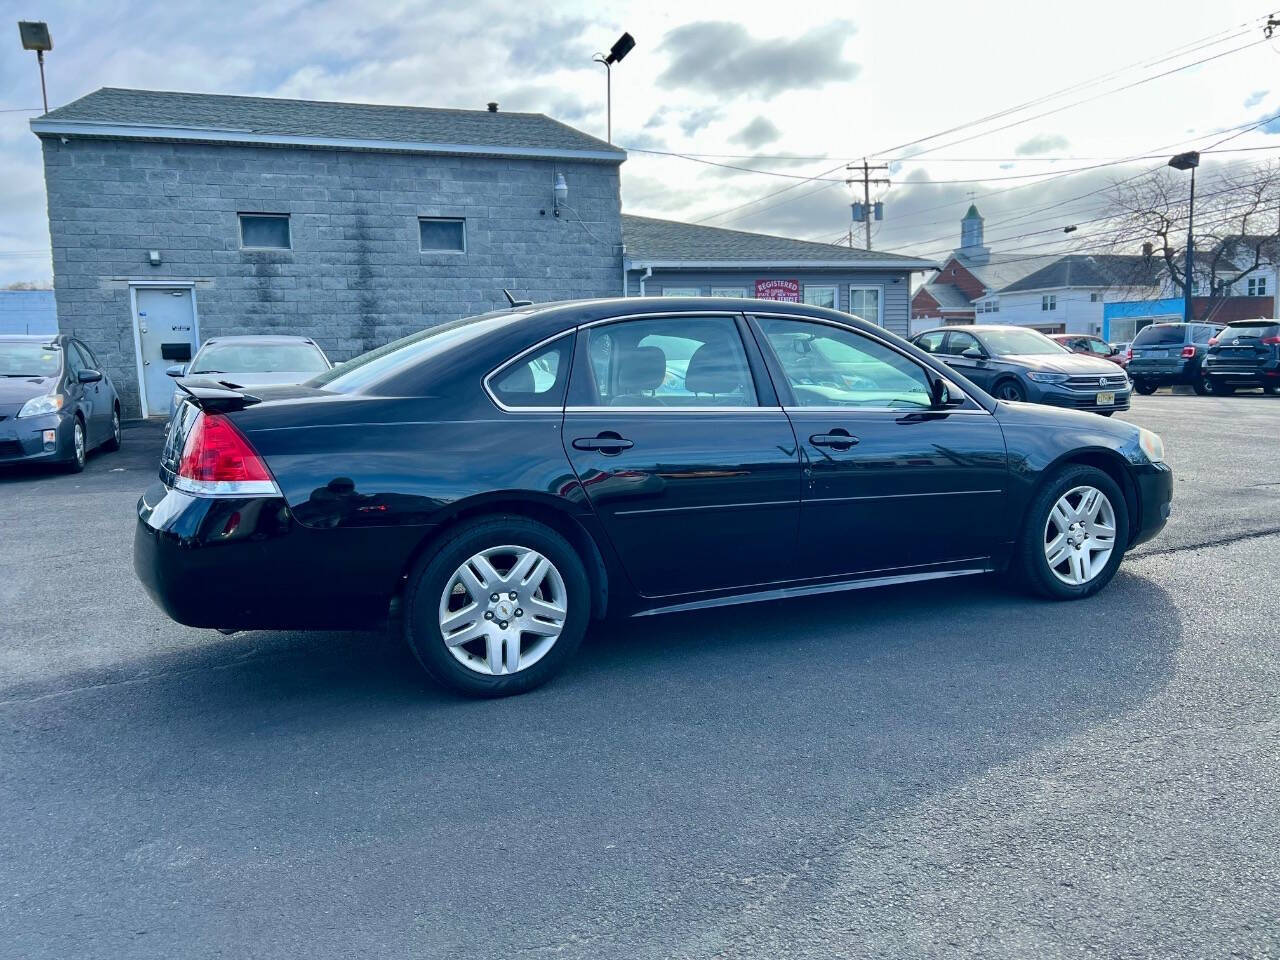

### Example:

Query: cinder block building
xmin=32 ymin=87 xmax=933 ymax=418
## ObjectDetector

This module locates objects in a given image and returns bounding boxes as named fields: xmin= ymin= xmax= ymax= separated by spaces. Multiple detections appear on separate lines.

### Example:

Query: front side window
xmin=419 ymin=218 xmax=465 ymax=253
xmin=239 ymin=214 xmax=291 ymax=249
xmin=72 ymin=341 xmax=97 ymax=370
xmin=759 ymin=317 xmax=933 ymax=409
xmin=803 ymin=285 xmax=837 ymax=309
xmin=65 ymin=342 xmax=87 ymax=376
xmin=1042 ymin=295 xmax=1057 ymax=311
xmin=944 ymin=331 xmax=981 ymax=356
xmin=488 ymin=336 xmax=572 ymax=408
xmin=577 ymin=316 xmax=756 ymax=407
xmin=980 ymin=328 xmax=1068 ymax=356
xmin=849 ymin=286 xmax=882 ymax=325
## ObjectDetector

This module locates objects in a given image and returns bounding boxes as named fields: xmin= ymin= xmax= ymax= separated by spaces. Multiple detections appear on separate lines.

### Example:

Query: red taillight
xmin=1125 ymin=347 xmax=1133 ymax=360
xmin=1181 ymin=345 xmax=1196 ymax=358
xmin=174 ymin=411 xmax=277 ymax=495
xmin=1262 ymin=335 xmax=1280 ymax=345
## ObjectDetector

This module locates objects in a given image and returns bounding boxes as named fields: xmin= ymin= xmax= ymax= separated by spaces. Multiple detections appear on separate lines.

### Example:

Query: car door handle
xmin=809 ymin=431 xmax=859 ymax=450
xmin=572 ymin=434 xmax=634 ymax=454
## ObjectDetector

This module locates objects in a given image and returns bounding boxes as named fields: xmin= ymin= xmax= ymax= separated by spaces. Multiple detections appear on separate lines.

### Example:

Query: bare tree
xmin=1104 ymin=160 xmax=1280 ymax=316
xmin=3 ymin=281 xmax=51 ymax=291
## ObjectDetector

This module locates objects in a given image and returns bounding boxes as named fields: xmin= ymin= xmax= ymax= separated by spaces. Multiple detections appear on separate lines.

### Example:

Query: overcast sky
xmin=2 ymin=0 xmax=1278 ymax=285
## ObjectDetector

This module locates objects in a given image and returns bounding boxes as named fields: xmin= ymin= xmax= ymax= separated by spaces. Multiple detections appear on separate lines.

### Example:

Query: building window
xmin=1248 ymin=277 xmax=1268 ymax=296
xmin=1042 ymin=295 xmax=1057 ymax=311
xmin=239 ymin=214 xmax=290 ymax=250
xmin=419 ymin=218 xmax=465 ymax=253
xmin=803 ymin=285 xmax=837 ymax=309
xmin=848 ymin=286 xmax=883 ymax=325
xmin=980 ymin=299 xmax=999 ymax=313
xmin=1090 ymin=293 xmax=1102 ymax=302
xmin=710 ymin=287 xmax=748 ymax=298
xmin=662 ymin=287 xmax=701 ymax=297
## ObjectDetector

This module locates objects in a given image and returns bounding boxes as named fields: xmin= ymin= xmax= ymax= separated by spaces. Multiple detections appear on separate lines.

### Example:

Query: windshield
xmin=311 ymin=313 xmax=514 ymax=394
xmin=191 ymin=342 xmax=329 ymax=375
xmin=0 ymin=341 xmax=61 ymax=378
xmin=1133 ymin=325 xmax=1186 ymax=346
xmin=979 ymin=328 xmax=1068 ymax=356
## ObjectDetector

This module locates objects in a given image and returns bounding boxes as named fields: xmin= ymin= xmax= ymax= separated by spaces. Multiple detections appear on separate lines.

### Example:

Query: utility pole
xmin=846 ymin=159 xmax=890 ymax=250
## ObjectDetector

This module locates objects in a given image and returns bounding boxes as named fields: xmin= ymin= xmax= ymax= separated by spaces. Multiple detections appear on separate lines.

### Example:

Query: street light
xmin=1168 ymin=150 xmax=1200 ymax=324
xmin=593 ymin=31 xmax=635 ymax=145
xmin=17 ymin=21 xmax=52 ymax=114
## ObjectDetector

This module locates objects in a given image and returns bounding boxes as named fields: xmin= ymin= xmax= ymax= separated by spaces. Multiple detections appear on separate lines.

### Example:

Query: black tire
xmin=101 ymin=405 xmax=122 ymax=452
xmin=62 ymin=416 xmax=86 ymax=473
xmin=402 ymin=516 xmax=591 ymax=697
xmin=993 ymin=378 xmax=1026 ymax=402
xmin=1011 ymin=463 xmax=1130 ymax=601
xmin=1207 ymin=379 xmax=1235 ymax=396
xmin=1133 ymin=380 xmax=1159 ymax=395
xmin=1192 ymin=374 xmax=1210 ymax=396
xmin=1098 ymin=411 xmax=1115 ymax=417
xmin=1264 ymin=383 xmax=1280 ymax=396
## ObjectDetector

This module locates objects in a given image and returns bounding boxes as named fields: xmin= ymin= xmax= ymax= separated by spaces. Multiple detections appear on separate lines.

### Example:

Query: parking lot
xmin=1 ymin=394 xmax=1278 ymax=958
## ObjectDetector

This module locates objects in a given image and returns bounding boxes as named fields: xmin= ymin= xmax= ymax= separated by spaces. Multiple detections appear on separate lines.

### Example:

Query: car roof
xmin=200 ymin=335 xmax=320 ymax=345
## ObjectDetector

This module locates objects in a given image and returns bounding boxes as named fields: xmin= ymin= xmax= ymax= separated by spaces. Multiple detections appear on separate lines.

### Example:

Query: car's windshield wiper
xmin=189 ymin=369 xmax=224 ymax=375
xmin=0 ymin=373 xmax=46 ymax=378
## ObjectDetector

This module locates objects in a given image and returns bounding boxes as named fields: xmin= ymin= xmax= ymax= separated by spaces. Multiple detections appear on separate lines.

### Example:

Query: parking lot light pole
xmin=1169 ymin=151 xmax=1200 ymax=324
xmin=593 ymin=32 xmax=635 ymax=145
xmin=17 ymin=21 xmax=53 ymax=114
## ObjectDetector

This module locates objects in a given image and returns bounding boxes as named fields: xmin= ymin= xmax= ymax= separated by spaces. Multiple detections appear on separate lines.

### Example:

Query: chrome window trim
xmin=748 ymin=311 xmax=987 ymax=414
xmin=564 ymin=406 xmax=785 ymax=414
xmin=482 ymin=330 xmax=576 ymax=413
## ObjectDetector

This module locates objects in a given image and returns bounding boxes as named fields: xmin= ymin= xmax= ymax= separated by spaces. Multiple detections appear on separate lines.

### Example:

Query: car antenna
xmin=503 ymin=288 xmax=534 ymax=309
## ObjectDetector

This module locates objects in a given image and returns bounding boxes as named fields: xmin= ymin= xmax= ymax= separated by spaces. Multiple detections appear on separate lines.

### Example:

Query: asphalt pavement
xmin=1 ymin=395 xmax=1277 ymax=959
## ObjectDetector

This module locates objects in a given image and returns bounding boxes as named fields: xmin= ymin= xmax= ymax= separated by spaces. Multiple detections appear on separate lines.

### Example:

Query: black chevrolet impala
xmin=135 ymin=298 xmax=1173 ymax=696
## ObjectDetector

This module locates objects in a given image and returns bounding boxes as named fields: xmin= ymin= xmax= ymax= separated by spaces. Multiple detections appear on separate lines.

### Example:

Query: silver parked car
xmin=167 ymin=335 xmax=331 ymax=418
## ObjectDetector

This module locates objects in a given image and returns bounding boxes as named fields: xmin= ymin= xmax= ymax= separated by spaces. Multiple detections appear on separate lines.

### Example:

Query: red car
xmin=1051 ymin=334 xmax=1128 ymax=369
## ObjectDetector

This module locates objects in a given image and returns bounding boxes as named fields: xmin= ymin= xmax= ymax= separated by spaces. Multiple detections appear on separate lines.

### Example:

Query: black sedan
xmin=0 ymin=334 xmax=122 ymax=472
xmin=913 ymin=325 xmax=1132 ymax=414
xmin=135 ymin=298 xmax=1172 ymax=697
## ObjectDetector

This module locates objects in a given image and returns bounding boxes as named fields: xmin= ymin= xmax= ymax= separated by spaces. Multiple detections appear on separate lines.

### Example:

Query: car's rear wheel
xmin=1012 ymin=464 xmax=1129 ymax=600
xmin=102 ymin=406 xmax=122 ymax=452
xmin=994 ymin=378 xmax=1026 ymax=402
xmin=1207 ymin=379 xmax=1235 ymax=395
xmin=403 ymin=516 xmax=590 ymax=697
xmin=1133 ymin=380 xmax=1159 ymax=395
xmin=1264 ymin=383 xmax=1280 ymax=396
xmin=1192 ymin=374 xmax=1210 ymax=396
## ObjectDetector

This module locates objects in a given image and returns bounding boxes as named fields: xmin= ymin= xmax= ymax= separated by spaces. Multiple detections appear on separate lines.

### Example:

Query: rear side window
xmin=915 ymin=331 xmax=945 ymax=353
xmin=487 ymin=335 xmax=573 ymax=409
xmin=1133 ymin=325 xmax=1186 ymax=346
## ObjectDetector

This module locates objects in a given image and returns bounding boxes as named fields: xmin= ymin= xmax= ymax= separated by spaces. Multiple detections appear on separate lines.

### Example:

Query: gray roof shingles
xmin=997 ymin=254 xmax=1161 ymax=293
xmin=38 ymin=87 xmax=623 ymax=158
xmin=621 ymin=214 xmax=935 ymax=267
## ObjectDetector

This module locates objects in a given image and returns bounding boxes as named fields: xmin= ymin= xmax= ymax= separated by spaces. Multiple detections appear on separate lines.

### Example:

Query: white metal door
xmin=134 ymin=287 xmax=197 ymax=416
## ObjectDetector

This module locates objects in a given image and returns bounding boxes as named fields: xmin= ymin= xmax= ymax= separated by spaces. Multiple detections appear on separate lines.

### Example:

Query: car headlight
xmin=1138 ymin=427 xmax=1165 ymax=464
xmin=1026 ymin=372 xmax=1069 ymax=383
xmin=17 ymin=394 xmax=64 ymax=418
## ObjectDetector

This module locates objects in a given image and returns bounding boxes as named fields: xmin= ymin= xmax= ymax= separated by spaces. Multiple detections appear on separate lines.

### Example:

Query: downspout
xmin=638 ymin=266 xmax=652 ymax=298
xmin=620 ymin=244 xmax=627 ymax=298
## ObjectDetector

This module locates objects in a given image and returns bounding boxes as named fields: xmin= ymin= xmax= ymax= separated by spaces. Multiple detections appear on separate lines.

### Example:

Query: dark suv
xmin=1201 ymin=319 xmax=1280 ymax=395
xmin=1126 ymin=322 xmax=1220 ymax=395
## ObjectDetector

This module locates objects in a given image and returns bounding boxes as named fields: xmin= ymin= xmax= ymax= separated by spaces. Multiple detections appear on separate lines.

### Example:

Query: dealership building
xmin=33 ymin=87 xmax=934 ymax=417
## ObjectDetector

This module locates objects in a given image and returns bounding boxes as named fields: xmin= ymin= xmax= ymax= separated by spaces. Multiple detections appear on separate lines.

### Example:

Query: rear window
xmin=1220 ymin=321 xmax=1280 ymax=340
xmin=191 ymin=342 xmax=329 ymax=375
xmin=1133 ymin=325 xmax=1186 ymax=346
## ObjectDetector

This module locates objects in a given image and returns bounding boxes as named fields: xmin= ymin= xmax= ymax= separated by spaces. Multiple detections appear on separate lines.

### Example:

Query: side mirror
xmin=77 ymin=369 xmax=103 ymax=384
xmin=930 ymin=376 xmax=966 ymax=409
xmin=166 ymin=364 xmax=187 ymax=378
xmin=961 ymin=347 xmax=985 ymax=360
xmin=1108 ymin=345 xmax=1120 ymax=356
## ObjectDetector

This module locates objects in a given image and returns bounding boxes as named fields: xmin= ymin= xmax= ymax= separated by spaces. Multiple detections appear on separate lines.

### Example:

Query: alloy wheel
xmin=997 ymin=381 xmax=1025 ymax=401
xmin=437 ymin=545 xmax=568 ymax=676
xmin=112 ymin=410 xmax=121 ymax=443
xmin=1043 ymin=485 xmax=1116 ymax=586
xmin=73 ymin=421 xmax=85 ymax=467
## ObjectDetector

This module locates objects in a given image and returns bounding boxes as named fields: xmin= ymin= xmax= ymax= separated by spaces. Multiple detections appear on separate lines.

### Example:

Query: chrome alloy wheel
xmin=112 ymin=410 xmax=121 ymax=444
xmin=73 ymin=421 xmax=85 ymax=466
xmin=1043 ymin=485 xmax=1117 ymax=586
xmin=437 ymin=545 xmax=568 ymax=676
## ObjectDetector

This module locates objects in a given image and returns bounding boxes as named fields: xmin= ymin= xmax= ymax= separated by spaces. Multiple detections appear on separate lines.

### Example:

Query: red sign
xmin=755 ymin=279 xmax=800 ymax=302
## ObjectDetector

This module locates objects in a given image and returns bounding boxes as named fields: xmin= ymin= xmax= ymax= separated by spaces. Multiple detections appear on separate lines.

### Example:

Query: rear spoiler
xmin=175 ymin=377 xmax=262 ymax=413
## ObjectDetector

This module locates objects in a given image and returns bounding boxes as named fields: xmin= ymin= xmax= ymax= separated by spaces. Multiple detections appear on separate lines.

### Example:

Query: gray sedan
xmin=0 ymin=334 xmax=122 ymax=472
xmin=167 ymin=335 xmax=331 ymax=419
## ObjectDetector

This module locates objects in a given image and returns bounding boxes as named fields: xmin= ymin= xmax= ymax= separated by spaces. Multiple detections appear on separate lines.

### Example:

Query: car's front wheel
xmin=1133 ymin=379 xmax=1159 ymax=395
xmin=994 ymin=378 xmax=1026 ymax=402
xmin=62 ymin=416 xmax=86 ymax=473
xmin=403 ymin=516 xmax=590 ymax=697
xmin=102 ymin=406 xmax=122 ymax=452
xmin=1013 ymin=464 xmax=1129 ymax=600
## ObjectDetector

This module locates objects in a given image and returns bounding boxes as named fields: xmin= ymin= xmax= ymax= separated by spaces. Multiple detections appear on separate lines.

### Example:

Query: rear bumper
xmin=1203 ymin=361 xmax=1280 ymax=385
xmin=134 ymin=480 xmax=431 ymax=630
xmin=1127 ymin=360 xmax=1197 ymax=384
xmin=1130 ymin=461 xmax=1173 ymax=548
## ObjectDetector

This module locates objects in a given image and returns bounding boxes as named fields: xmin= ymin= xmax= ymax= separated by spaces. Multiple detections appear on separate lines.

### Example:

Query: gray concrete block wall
xmin=41 ymin=137 xmax=623 ymax=417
